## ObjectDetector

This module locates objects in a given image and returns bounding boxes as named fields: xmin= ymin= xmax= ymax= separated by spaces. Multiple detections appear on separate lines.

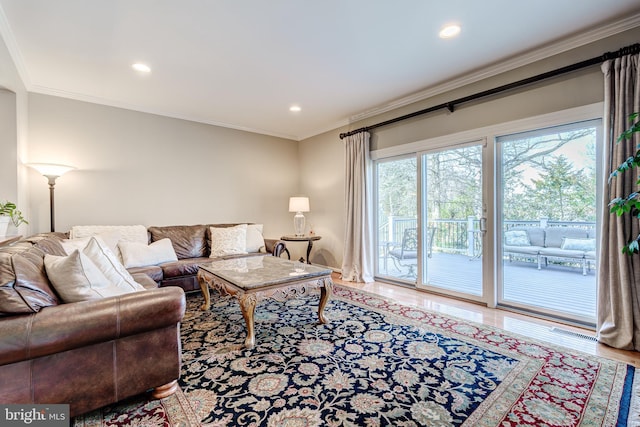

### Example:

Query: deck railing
xmin=379 ymin=216 xmax=596 ymax=257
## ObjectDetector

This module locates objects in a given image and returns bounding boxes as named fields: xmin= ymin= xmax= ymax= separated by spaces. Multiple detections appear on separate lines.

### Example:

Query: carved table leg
xmin=317 ymin=279 xmax=333 ymax=324
xmin=198 ymin=271 xmax=212 ymax=311
xmin=239 ymin=294 xmax=258 ymax=349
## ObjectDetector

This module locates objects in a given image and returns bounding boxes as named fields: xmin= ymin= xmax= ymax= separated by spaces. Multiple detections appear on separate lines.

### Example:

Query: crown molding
xmin=29 ymin=84 xmax=302 ymax=141
xmin=349 ymin=13 xmax=640 ymax=124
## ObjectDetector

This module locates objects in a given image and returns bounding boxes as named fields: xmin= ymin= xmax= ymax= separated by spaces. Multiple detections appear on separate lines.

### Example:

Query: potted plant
xmin=0 ymin=200 xmax=28 ymax=236
xmin=609 ymin=112 xmax=640 ymax=254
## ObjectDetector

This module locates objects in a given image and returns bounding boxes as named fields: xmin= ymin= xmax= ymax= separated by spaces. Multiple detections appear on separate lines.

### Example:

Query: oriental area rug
xmin=74 ymin=285 xmax=639 ymax=426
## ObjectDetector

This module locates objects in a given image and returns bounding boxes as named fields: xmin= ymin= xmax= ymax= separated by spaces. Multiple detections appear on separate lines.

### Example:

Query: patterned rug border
xmin=329 ymin=283 xmax=639 ymax=425
xmin=331 ymin=283 xmax=614 ymax=363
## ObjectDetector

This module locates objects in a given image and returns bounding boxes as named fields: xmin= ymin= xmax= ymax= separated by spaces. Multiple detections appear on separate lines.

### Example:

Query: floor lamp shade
xmin=289 ymin=197 xmax=310 ymax=236
xmin=27 ymin=163 xmax=76 ymax=232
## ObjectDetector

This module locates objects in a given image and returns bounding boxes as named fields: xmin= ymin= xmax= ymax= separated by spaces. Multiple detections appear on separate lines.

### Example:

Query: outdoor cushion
xmin=504 ymin=230 xmax=530 ymax=246
xmin=544 ymin=227 xmax=588 ymax=248
xmin=503 ymin=245 xmax=543 ymax=256
xmin=538 ymin=247 xmax=585 ymax=259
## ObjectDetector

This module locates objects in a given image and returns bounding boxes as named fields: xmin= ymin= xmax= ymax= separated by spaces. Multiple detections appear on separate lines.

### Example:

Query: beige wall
xmin=0 ymin=34 xmax=29 ymax=236
xmin=298 ymin=27 xmax=640 ymax=270
xmin=27 ymin=94 xmax=299 ymax=241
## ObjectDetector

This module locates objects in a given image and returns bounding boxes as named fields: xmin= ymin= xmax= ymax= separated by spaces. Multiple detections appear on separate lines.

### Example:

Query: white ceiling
xmin=1 ymin=1 xmax=639 ymax=141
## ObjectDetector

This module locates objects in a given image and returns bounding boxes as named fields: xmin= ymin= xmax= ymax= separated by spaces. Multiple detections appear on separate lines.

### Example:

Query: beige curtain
xmin=341 ymin=132 xmax=374 ymax=282
xmin=598 ymin=53 xmax=640 ymax=350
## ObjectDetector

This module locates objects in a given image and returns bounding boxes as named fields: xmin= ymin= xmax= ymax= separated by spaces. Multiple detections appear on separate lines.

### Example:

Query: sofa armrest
xmin=265 ymin=238 xmax=287 ymax=258
xmin=0 ymin=286 xmax=185 ymax=366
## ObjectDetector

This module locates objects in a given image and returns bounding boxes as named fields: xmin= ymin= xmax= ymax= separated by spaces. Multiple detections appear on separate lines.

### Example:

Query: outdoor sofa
xmin=503 ymin=226 xmax=596 ymax=275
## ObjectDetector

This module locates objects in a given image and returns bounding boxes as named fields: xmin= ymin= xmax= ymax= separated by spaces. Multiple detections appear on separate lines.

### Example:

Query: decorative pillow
xmin=561 ymin=238 xmax=596 ymax=252
xmin=504 ymin=230 xmax=530 ymax=246
xmin=82 ymin=237 xmax=144 ymax=292
xmin=70 ymin=225 xmax=148 ymax=244
xmin=60 ymin=230 xmax=121 ymax=257
xmin=210 ymin=224 xmax=248 ymax=258
xmin=246 ymin=224 xmax=266 ymax=253
xmin=44 ymin=250 xmax=137 ymax=303
xmin=118 ymin=238 xmax=178 ymax=268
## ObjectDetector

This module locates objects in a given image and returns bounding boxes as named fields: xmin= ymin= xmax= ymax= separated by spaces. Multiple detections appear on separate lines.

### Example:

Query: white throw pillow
xmin=69 ymin=225 xmax=148 ymax=261
xmin=44 ymin=250 xmax=137 ymax=303
xmin=60 ymin=230 xmax=121 ymax=257
xmin=118 ymin=238 xmax=179 ymax=268
xmin=504 ymin=230 xmax=530 ymax=246
xmin=246 ymin=224 xmax=266 ymax=253
xmin=210 ymin=224 xmax=248 ymax=257
xmin=83 ymin=237 xmax=144 ymax=292
xmin=561 ymin=238 xmax=596 ymax=251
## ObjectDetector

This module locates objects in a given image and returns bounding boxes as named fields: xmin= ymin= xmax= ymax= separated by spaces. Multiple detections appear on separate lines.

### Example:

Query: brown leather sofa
xmin=0 ymin=233 xmax=186 ymax=417
xmin=127 ymin=224 xmax=287 ymax=292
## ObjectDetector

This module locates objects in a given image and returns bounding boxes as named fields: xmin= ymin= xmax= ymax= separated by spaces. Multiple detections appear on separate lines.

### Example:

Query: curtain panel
xmin=598 ymin=53 xmax=640 ymax=351
xmin=341 ymin=132 xmax=374 ymax=283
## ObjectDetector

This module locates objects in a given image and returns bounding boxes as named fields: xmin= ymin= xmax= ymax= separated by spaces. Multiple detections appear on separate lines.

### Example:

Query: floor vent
xmin=550 ymin=327 xmax=598 ymax=342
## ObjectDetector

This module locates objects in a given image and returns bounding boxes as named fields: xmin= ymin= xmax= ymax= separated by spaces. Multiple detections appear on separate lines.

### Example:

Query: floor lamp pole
xmin=45 ymin=175 xmax=57 ymax=232
xmin=26 ymin=163 xmax=76 ymax=234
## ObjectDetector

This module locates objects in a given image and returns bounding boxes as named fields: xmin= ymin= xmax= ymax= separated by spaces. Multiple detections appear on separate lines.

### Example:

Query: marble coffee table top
xmin=199 ymin=256 xmax=332 ymax=290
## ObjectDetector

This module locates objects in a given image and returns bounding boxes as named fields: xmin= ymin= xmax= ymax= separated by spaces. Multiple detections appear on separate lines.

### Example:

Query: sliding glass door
xmin=375 ymin=156 xmax=417 ymax=281
xmin=418 ymin=142 xmax=484 ymax=297
xmin=497 ymin=120 xmax=600 ymax=324
xmin=373 ymin=108 xmax=601 ymax=324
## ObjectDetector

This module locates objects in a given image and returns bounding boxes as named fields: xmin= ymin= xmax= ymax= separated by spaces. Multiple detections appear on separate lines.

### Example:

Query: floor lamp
xmin=28 ymin=163 xmax=76 ymax=232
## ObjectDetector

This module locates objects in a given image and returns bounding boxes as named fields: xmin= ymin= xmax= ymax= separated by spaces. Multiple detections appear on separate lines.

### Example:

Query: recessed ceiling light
xmin=439 ymin=24 xmax=461 ymax=39
xmin=289 ymin=105 xmax=301 ymax=112
xmin=132 ymin=63 xmax=151 ymax=73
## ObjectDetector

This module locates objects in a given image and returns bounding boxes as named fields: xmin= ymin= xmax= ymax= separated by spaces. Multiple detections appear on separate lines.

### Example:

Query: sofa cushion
xmin=44 ymin=251 xmax=141 ymax=303
xmin=544 ymin=227 xmax=588 ymax=248
xmin=148 ymin=225 xmax=208 ymax=259
xmin=119 ymin=239 xmax=178 ymax=268
xmin=209 ymin=224 xmax=248 ymax=257
xmin=159 ymin=257 xmax=210 ymax=279
xmin=0 ymin=244 xmax=60 ymax=315
xmin=127 ymin=265 xmax=163 ymax=282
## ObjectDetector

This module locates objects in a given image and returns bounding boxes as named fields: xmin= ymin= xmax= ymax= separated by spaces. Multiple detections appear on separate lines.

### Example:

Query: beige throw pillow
xmin=44 ymin=250 xmax=137 ymax=303
xmin=210 ymin=224 xmax=248 ymax=257
xmin=246 ymin=224 xmax=266 ymax=253
xmin=118 ymin=238 xmax=179 ymax=268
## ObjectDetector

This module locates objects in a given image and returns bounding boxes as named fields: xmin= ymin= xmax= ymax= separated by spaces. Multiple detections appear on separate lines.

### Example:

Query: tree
xmin=522 ymin=155 xmax=596 ymax=221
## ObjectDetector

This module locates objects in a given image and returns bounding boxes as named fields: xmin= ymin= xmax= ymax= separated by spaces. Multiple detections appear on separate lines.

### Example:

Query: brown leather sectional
xmin=128 ymin=224 xmax=287 ymax=292
xmin=0 ymin=224 xmax=285 ymax=417
xmin=0 ymin=232 xmax=186 ymax=416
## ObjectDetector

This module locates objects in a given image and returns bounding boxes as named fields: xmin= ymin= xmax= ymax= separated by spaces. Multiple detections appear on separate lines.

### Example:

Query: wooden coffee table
xmin=197 ymin=256 xmax=333 ymax=349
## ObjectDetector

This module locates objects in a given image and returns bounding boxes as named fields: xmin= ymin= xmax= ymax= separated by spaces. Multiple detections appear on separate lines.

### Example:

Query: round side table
xmin=280 ymin=235 xmax=321 ymax=264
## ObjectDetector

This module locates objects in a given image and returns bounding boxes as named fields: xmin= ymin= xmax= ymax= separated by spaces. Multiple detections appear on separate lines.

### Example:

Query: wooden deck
xmin=378 ymin=252 xmax=596 ymax=323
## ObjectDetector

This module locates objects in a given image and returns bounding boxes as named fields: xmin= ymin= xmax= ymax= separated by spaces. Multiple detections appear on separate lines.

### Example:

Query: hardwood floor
xmin=332 ymin=273 xmax=640 ymax=368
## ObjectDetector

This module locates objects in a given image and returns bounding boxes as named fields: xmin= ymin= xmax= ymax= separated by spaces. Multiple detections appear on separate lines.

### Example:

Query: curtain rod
xmin=339 ymin=42 xmax=640 ymax=140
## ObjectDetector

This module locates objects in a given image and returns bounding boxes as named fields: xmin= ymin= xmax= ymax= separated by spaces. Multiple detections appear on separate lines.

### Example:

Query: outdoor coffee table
xmin=197 ymin=256 xmax=333 ymax=349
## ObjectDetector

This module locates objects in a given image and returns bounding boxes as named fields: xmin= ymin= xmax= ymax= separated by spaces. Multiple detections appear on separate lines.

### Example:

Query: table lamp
xmin=289 ymin=197 xmax=310 ymax=236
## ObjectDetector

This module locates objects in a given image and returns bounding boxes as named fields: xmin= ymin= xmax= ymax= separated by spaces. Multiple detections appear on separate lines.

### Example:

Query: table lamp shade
xmin=289 ymin=197 xmax=310 ymax=236
xmin=289 ymin=197 xmax=310 ymax=213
